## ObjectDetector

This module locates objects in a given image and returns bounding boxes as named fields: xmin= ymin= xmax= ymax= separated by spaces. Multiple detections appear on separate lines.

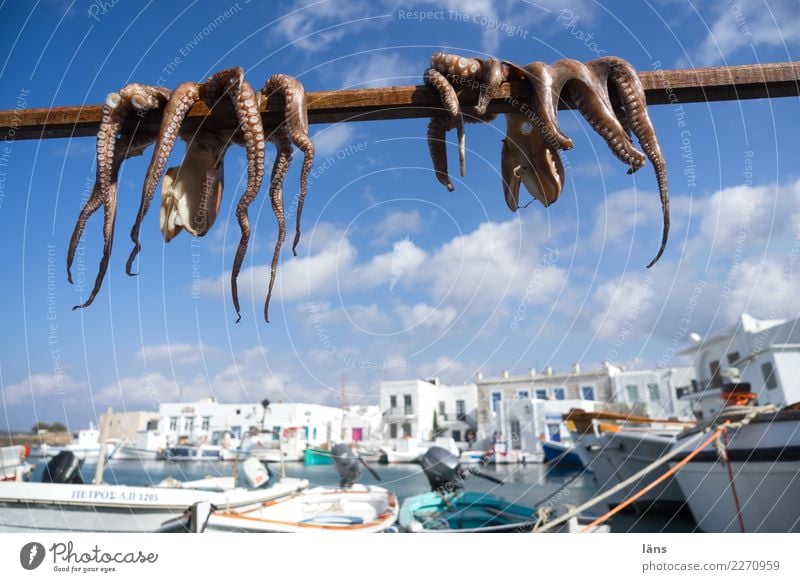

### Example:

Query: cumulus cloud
xmin=695 ymin=0 xmax=800 ymax=65
xmin=137 ymin=343 xmax=206 ymax=365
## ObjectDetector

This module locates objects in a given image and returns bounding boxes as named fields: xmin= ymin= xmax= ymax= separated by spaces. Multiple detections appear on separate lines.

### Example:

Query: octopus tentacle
xmin=590 ymin=57 xmax=669 ymax=266
xmin=263 ymin=128 xmax=292 ymax=323
xmin=424 ymin=67 xmax=465 ymax=178
xmin=126 ymin=82 xmax=199 ymax=275
xmin=264 ymin=74 xmax=314 ymax=256
xmin=73 ymin=188 xmax=118 ymax=310
xmin=226 ymin=77 xmax=266 ymax=323
xmin=426 ymin=114 xmax=495 ymax=193
xmin=519 ymin=62 xmax=575 ymax=151
xmin=69 ymin=84 xmax=164 ymax=308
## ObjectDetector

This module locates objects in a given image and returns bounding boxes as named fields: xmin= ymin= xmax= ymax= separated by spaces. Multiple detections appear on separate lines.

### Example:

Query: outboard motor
xmin=241 ymin=456 xmax=271 ymax=489
xmin=421 ymin=446 xmax=464 ymax=493
xmin=421 ymin=446 xmax=504 ymax=493
xmin=332 ymin=444 xmax=362 ymax=488
xmin=41 ymin=451 xmax=83 ymax=484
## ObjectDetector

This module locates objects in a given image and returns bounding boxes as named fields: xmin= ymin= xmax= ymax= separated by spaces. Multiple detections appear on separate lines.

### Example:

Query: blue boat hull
xmin=399 ymin=491 xmax=538 ymax=532
xmin=542 ymin=441 xmax=583 ymax=467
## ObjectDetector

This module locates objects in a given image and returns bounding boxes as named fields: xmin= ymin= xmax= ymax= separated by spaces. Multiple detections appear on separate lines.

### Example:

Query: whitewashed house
xmin=678 ymin=313 xmax=800 ymax=419
xmin=475 ymin=363 xmax=621 ymax=442
xmin=378 ymin=378 xmax=478 ymax=448
xmin=611 ymin=366 xmax=695 ymax=419
xmin=341 ymin=405 xmax=382 ymax=444
xmin=157 ymin=398 xmax=344 ymax=448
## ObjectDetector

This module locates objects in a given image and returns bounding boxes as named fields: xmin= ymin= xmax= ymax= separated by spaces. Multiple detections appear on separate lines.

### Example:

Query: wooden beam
xmin=1 ymin=61 xmax=797 ymax=141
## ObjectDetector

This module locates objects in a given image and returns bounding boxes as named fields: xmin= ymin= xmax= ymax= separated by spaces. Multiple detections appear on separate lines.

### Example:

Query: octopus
xmin=424 ymin=52 xmax=669 ymax=268
xmin=66 ymin=68 xmax=314 ymax=322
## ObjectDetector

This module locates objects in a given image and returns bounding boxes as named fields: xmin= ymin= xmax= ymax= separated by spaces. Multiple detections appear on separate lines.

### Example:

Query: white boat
xmin=197 ymin=484 xmax=398 ymax=533
xmin=1 ymin=445 xmax=35 ymax=482
xmin=110 ymin=429 xmax=167 ymax=461
xmin=669 ymin=406 xmax=800 ymax=532
xmin=173 ymin=443 xmax=398 ymax=533
xmin=566 ymin=409 xmax=692 ymax=512
xmin=163 ymin=444 xmax=223 ymax=461
xmin=459 ymin=449 xmax=491 ymax=464
xmin=244 ymin=427 xmax=306 ymax=463
xmin=37 ymin=425 xmax=119 ymax=462
xmin=0 ymin=455 xmax=308 ymax=533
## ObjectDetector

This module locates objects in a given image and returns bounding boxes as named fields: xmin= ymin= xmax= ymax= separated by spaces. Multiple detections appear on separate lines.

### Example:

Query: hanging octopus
xmin=66 ymin=68 xmax=314 ymax=322
xmin=424 ymin=52 xmax=669 ymax=267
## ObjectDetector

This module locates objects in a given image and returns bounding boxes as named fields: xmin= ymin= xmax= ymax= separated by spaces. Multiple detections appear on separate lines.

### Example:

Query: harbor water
xmin=30 ymin=459 xmax=697 ymax=532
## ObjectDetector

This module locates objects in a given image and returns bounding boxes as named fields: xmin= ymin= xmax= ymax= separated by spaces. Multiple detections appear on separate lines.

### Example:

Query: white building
xmin=378 ymin=378 xmax=478 ymax=447
xmin=475 ymin=363 xmax=621 ymax=441
xmin=157 ymin=398 xmax=344 ymax=448
xmin=342 ymin=405 xmax=382 ymax=444
xmin=678 ymin=313 xmax=800 ymax=419
xmin=611 ymin=366 xmax=695 ymax=419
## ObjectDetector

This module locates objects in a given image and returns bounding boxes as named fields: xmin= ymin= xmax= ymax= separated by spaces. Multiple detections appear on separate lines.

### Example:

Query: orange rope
xmin=580 ymin=426 xmax=726 ymax=533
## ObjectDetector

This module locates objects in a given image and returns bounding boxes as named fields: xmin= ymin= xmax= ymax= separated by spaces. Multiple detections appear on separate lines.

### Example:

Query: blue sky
xmin=0 ymin=0 xmax=798 ymax=431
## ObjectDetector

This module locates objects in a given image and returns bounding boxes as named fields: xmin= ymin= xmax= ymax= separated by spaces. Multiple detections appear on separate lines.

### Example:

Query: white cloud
xmin=339 ymin=52 xmax=418 ymax=89
xmin=396 ymin=302 xmax=458 ymax=330
xmin=312 ymin=124 xmax=357 ymax=159
xmin=137 ymin=343 xmax=205 ymax=365
xmin=374 ymin=210 xmax=423 ymax=241
xmin=696 ymin=0 xmax=800 ymax=65
xmin=3 ymin=373 xmax=84 ymax=406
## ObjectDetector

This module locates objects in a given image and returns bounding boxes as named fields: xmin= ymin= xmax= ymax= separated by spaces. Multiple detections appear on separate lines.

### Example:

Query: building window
xmin=626 ymin=385 xmax=639 ymax=401
xmin=272 ymin=426 xmax=281 ymax=440
xmin=389 ymin=395 xmax=397 ymax=410
xmin=185 ymin=417 xmax=194 ymax=432
xmin=517 ymin=390 xmax=530 ymax=399
xmin=438 ymin=401 xmax=446 ymax=415
xmin=491 ymin=391 xmax=502 ymax=413
xmin=169 ymin=417 xmax=178 ymax=431
xmin=389 ymin=423 xmax=397 ymax=439
xmin=452 ymin=429 xmax=461 ymax=442
xmin=403 ymin=394 xmax=413 ymax=415
xmin=402 ymin=422 xmax=412 ymax=437
xmin=581 ymin=385 xmax=595 ymax=400
xmin=456 ymin=400 xmax=466 ymax=420
xmin=709 ymin=360 xmax=723 ymax=387
xmin=647 ymin=383 xmax=660 ymax=400
xmin=201 ymin=416 xmax=210 ymax=431
xmin=535 ymin=389 xmax=547 ymax=400
xmin=762 ymin=362 xmax=778 ymax=390
xmin=727 ymin=352 xmax=740 ymax=364
xmin=553 ymin=387 xmax=565 ymax=400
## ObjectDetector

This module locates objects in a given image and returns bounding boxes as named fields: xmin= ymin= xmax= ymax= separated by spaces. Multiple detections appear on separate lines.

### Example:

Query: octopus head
xmin=160 ymin=143 xmax=225 ymax=242
xmin=501 ymin=113 xmax=564 ymax=211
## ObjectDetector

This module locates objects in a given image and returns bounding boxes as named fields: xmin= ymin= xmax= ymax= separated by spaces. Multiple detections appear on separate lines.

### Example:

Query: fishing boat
xmin=303 ymin=446 xmax=333 ymax=465
xmin=0 ymin=453 xmax=308 ymax=533
xmin=170 ymin=444 xmax=398 ymax=533
xmin=541 ymin=440 xmax=583 ymax=467
xmin=162 ymin=444 xmax=223 ymax=461
xmin=109 ymin=429 xmax=167 ymax=461
xmin=668 ymin=404 xmax=800 ymax=532
xmin=565 ymin=408 xmax=692 ymax=512
xmin=399 ymin=447 xmax=607 ymax=533
xmin=37 ymin=424 xmax=120 ymax=462
xmin=1 ymin=445 xmax=34 ymax=482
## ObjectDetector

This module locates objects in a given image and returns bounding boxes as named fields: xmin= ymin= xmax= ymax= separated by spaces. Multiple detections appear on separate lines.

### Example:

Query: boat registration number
xmin=70 ymin=489 xmax=159 ymax=502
